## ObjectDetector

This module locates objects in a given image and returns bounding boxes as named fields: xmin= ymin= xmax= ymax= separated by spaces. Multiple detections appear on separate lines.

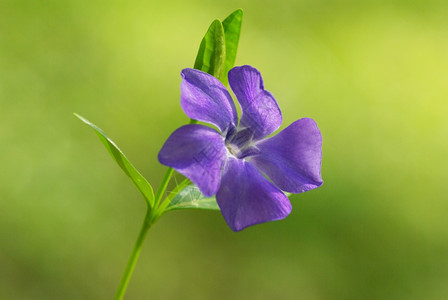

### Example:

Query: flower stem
xmin=114 ymin=167 xmax=176 ymax=299
xmin=114 ymin=119 xmax=196 ymax=298
xmin=154 ymin=167 xmax=174 ymax=209
xmin=114 ymin=209 xmax=152 ymax=300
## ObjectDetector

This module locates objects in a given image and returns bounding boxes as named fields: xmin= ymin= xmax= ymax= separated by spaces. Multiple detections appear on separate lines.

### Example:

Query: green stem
xmin=114 ymin=118 xmax=198 ymax=299
xmin=154 ymin=168 xmax=174 ymax=209
xmin=114 ymin=167 xmax=174 ymax=299
xmin=114 ymin=210 xmax=152 ymax=300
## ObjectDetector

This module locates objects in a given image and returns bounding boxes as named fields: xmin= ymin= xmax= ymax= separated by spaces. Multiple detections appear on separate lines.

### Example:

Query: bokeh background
xmin=1 ymin=0 xmax=447 ymax=299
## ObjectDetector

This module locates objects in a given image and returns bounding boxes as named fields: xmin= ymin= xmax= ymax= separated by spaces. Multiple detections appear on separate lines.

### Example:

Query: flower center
xmin=225 ymin=127 xmax=259 ymax=159
xmin=226 ymin=143 xmax=242 ymax=157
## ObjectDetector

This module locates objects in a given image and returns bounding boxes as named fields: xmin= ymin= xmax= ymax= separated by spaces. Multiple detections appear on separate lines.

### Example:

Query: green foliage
xmin=74 ymin=113 xmax=155 ymax=208
xmin=165 ymin=184 xmax=220 ymax=212
xmin=193 ymin=19 xmax=226 ymax=80
xmin=194 ymin=9 xmax=243 ymax=84
xmin=222 ymin=9 xmax=243 ymax=85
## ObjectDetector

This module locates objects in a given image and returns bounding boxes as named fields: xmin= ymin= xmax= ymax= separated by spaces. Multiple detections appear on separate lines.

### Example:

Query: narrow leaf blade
xmin=74 ymin=113 xmax=155 ymax=207
xmin=222 ymin=9 xmax=243 ymax=85
xmin=193 ymin=19 xmax=226 ymax=80
xmin=165 ymin=184 xmax=220 ymax=212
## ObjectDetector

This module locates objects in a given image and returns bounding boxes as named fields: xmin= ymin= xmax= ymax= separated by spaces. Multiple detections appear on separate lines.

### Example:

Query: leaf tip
xmin=74 ymin=112 xmax=86 ymax=123
xmin=73 ymin=113 xmax=92 ymax=127
xmin=212 ymin=19 xmax=224 ymax=31
xmin=225 ymin=9 xmax=243 ymax=21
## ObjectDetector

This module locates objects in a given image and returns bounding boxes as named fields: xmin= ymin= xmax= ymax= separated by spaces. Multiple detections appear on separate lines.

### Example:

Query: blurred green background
xmin=1 ymin=0 xmax=447 ymax=299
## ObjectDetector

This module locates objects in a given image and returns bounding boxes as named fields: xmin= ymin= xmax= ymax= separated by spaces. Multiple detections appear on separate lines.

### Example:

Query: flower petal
xmin=216 ymin=158 xmax=292 ymax=231
xmin=249 ymin=118 xmax=323 ymax=193
xmin=181 ymin=68 xmax=238 ymax=133
xmin=228 ymin=65 xmax=282 ymax=140
xmin=158 ymin=124 xmax=227 ymax=196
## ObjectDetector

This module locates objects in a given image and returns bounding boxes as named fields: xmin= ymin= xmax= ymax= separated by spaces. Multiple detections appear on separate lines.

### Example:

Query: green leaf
xmin=193 ymin=19 xmax=226 ymax=80
xmin=165 ymin=184 xmax=220 ymax=212
xmin=222 ymin=9 xmax=243 ymax=85
xmin=74 ymin=113 xmax=155 ymax=208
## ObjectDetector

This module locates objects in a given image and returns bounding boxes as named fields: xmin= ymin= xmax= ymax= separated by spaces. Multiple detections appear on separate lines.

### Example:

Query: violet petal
xmin=158 ymin=124 xmax=227 ymax=197
xmin=228 ymin=65 xmax=282 ymax=140
xmin=249 ymin=118 xmax=323 ymax=193
xmin=181 ymin=68 xmax=238 ymax=133
xmin=216 ymin=157 xmax=292 ymax=231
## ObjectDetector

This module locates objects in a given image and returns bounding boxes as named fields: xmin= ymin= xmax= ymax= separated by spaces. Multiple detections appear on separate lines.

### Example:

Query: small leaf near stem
xmin=165 ymin=184 xmax=220 ymax=212
xmin=152 ymin=178 xmax=190 ymax=221
xmin=74 ymin=113 xmax=155 ymax=209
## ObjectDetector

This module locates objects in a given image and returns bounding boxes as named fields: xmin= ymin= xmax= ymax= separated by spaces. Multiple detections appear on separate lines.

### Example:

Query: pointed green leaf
xmin=193 ymin=19 xmax=226 ymax=80
xmin=74 ymin=113 xmax=155 ymax=208
xmin=222 ymin=9 xmax=243 ymax=85
xmin=165 ymin=184 xmax=220 ymax=212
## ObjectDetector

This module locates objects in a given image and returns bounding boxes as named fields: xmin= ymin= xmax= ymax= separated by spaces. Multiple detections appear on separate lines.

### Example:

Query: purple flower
xmin=159 ymin=65 xmax=323 ymax=231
